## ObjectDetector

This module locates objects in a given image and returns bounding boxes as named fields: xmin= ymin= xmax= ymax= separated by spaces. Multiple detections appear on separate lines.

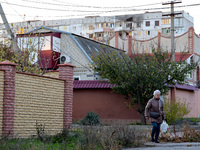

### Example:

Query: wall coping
xmin=16 ymin=71 xmax=66 ymax=81
xmin=0 ymin=60 xmax=18 ymax=66
xmin=58 ymin=63 xmax=76 ymax=68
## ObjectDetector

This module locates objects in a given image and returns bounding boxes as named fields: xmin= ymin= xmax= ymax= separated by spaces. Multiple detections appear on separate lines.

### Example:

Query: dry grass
xmin=76 ymin=123 xmax=147 ymax=149
xmin=160 ymin=121 xmax=200 ymax=142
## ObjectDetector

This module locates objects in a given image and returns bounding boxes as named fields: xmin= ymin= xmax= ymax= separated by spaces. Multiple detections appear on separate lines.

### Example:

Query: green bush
xmin=81 ymin=112 xmax=100 ymax=125
xmin=164 ymin=98 xmax=191 ymax=124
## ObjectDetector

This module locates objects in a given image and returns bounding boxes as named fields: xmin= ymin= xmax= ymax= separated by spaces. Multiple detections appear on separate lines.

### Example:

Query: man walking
xmin=145 ymin=90 xmax=166 ymax=143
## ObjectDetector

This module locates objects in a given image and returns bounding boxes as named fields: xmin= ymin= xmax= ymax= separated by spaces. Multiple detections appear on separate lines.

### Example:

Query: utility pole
xmin=0 ymin=3 xmax=20 ymax=52
xmin=162 ymin=0 xmax=182 ymax=61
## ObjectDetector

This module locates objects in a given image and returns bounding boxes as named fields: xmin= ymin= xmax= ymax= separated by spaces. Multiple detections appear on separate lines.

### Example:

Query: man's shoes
xmin=155 ymin=140 xmax=160 ymax=143
xmin=151 ymin=138 xmax=155 ymax=142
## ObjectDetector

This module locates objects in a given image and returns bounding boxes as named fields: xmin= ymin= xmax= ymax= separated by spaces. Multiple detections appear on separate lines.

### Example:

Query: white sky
xmin=0 ymin=0 xmax=200 ymax=33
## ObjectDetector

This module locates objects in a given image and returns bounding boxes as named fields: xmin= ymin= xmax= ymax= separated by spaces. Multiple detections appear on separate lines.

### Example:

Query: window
xmin=126 ymin=23 xmax=132 ymax=28
xmin=39 ymin=36 xmax=51 ymax=51
xmin=197 ymin=66 xmax=199 ymax=81
xmin=73 ymin=26 xmax=76 ymax=31
xmin=190 ymin=56 xmax=194 ymax=65
xmin=162 ymin=19 xmax=170 ymax=25
xmin=89 ymin=25 xmax=93 ymax=30
xmin=146 ymin=30 xmax=150 ymax=35
xmin=137 ymin=22 xmax=141 ymax=28
xmin=166 ymin=29 xmax=170 ymax=33
xmin=73 ymin=76 xmax=80 ymax=80
xmin=89 ymin=34 xmax=93 ymax=38
xmin=106 ymin=23 xmax=109 ymax=27
xmin=155 ymin=21 xmax=159 ymax=26
xmin=146 ymin=21 xmax=150 ymax=27
xmin=137 ymin=31 xmax=141 ymax=36
xmin=187 ymin=71 xmax=192 ymax=79
xmin=96 ymin=33 xmax=102 ymax=37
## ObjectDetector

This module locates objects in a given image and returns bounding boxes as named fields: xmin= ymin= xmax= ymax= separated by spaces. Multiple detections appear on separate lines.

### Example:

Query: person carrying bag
xmin=145 ymin=90 xmax=166 ymax=143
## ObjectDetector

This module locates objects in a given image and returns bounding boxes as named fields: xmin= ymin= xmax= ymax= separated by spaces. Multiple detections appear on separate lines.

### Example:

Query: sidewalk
xmin=125 ymin=142 xmax=200 ymax=150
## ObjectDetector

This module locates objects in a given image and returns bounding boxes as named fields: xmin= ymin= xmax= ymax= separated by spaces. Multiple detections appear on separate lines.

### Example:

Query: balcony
xmin=93 ymin=28 xmax=103 ymax=33
xmin=94 ymin=28 xmax=114 ymax=33
xmin=114 ymin=26 xmax=131 ymax=32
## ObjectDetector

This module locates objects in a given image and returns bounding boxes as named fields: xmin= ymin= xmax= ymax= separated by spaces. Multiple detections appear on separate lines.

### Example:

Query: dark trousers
xmin=151 ymin=122 xmax=161 ymax=141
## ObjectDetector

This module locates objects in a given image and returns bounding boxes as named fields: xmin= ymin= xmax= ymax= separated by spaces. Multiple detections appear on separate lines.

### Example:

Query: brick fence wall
xmin=0 ymin=70 xmax=4 ymax=137
xmin=14 ymin=73 xmax=65 ymax=137
xmin=0 ymin=60 xmax=74 ymax=138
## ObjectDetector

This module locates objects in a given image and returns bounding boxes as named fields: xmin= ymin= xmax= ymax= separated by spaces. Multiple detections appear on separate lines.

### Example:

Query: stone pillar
xmin=115 ymin=31 xmax=119 ymax=49
xmin=0 ymin=60 xmax=17 ymax=138
xmin=58 ymin=63 xmax=75 ymax=129
xmin=128 ymin=35 xmax=132 ymax=55
xmin=158 ymin=32 xmax=161 ymax=49
xmin=188 ymin=27 xmax=194 ymax=53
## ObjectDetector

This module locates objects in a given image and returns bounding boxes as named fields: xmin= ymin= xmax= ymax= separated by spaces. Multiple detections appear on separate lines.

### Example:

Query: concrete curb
xmin=144 ymin=142 xmax=200 ymax=147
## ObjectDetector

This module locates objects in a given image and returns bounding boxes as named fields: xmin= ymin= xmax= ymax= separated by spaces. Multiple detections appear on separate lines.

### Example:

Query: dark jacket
xmin=145 ymin=98 xmax=166 ymax=124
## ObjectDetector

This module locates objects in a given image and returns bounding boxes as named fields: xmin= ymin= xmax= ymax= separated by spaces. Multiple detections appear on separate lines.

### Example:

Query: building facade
xmin=0 ymin=11 xmax=194 ymax=44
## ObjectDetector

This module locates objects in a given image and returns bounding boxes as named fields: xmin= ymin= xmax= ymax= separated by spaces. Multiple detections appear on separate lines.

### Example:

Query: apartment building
xmin=0 ymin=11 xmax=193 ymax=44
xmin=132 ymin=11 xmax=193 ymax=40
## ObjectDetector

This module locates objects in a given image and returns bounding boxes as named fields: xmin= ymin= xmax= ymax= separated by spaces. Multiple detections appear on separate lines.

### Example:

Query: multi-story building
xmin=0 ymin=11 xmax=193 ymax=44
xmin=132 ymin=11 xmax=193 ymax=40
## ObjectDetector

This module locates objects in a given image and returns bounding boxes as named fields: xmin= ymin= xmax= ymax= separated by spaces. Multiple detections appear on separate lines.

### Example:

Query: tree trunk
xmin=137 ymin=96 xmax=146 ymax=125
xmin=140 ymin=111 xmax=146 ymax=125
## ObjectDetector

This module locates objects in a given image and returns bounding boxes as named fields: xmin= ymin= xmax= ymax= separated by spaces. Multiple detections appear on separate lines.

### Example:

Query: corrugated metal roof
xmin=73 ymin=80 xmax=113 ymax=89
xmin=74 ymin=80 xmax=198 ymax=91
xmin=168 ymin=83 xmax=198 ymax=91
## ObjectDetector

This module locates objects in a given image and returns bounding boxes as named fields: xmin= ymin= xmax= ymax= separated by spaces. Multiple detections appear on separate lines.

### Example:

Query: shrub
xmin=164 ymin=98 xmax=191 ymax=125
xmin=36 ymin=121 xmax=46 ymax=141
xmin=81 ymin=112 xmax=100 ymax=125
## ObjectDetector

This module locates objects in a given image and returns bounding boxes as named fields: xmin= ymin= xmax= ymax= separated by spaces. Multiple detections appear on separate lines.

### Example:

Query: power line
xmin=19 ymin=0 xmax=162 ymax=9
xmin=0 ymin=1 xmax=94 ymax=72
xmin=0 ymin=1 xmax=111 ymax=12
xmin=3 ymin=2 xmax=94 ymax=72
xmin=4 ymin=0 xmax=25 ymax=20
xmin=1 ymin=1 xmax=200 ymax=15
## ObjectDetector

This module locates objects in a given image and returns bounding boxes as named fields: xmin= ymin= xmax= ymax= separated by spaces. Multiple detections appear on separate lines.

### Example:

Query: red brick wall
xmin=58 ymin=63 xmax=75 ymax=128
xmin=73 ymin=88 xmax=140 ymax=124
xmin=0 ymin=60 xmax=17 ymax=138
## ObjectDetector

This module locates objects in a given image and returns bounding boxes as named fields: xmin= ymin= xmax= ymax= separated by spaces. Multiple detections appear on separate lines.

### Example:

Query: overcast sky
xmin=0 ymin=0 xmax=200 ymax=33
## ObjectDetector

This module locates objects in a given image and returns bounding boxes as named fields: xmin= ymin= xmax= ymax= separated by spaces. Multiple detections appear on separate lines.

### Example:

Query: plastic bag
xmin=161 ymin=120 xmax=169 ymax=133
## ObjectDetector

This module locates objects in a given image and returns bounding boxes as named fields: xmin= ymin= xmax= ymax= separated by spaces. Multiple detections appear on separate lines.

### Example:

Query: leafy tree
xmin=92 ymin=47 xmax=197 ymax=124
xmin=0 ymin=41 xmax=41 ymax=74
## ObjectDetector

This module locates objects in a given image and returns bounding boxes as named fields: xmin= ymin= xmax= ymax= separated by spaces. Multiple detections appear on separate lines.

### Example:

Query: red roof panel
xmin=73 ymin=80 xmax=113 ymax=89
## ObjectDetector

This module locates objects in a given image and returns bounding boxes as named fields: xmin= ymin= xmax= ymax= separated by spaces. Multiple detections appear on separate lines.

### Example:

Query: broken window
xmin=137 ymin=22 xmax=141 ymax=28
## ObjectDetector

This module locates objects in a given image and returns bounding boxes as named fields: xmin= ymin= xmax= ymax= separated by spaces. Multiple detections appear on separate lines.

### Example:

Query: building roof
xmin=175 ymin=53 xmax=193 ymax=62
xmin=73 ymin=80 xmax=113 ymax=89
xmin=168 ymin=83 xmax=198 ymax=91
xmin=24 ymin=26 xmax=124 ymax=63
xmin=73 ymin=80 xmax=198 ymax=91
xmin=130 ymin=53 xmax=193 ymax=62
